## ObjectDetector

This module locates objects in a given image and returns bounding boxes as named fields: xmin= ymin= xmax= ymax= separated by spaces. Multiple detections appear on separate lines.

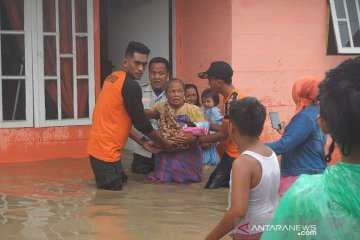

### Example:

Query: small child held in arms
xmin=205 ymin=97 xmax=280 ymax=240
xmin=201 ymin=88 xmax=223 ymax=165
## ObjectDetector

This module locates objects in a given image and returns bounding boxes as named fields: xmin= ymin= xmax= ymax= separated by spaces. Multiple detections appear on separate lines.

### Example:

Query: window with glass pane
xmin=329 ymin=0 xmax=360 ymax=53
xmin=0 ymin=0 xmax=93 ymax=128
xmin=2 ymin=79 xmax=26 ymax=120
xmin=0 ymin=0 xmax=30 ymax=125
xmin=41 ymin=0 xmax=93 ymax=125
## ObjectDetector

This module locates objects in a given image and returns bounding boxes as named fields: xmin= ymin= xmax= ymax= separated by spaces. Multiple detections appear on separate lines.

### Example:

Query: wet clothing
xmin=133 ymin=83 xmax=167 ymax=158
xmin=131 ymin=83 xmax=167 ymax=174
xmin=88 ymin=71 xmax=153 ymax=162
xmin=205 ymin=152 xmax=235 ymax=188
xmin=149 ymin=145 xmax=203 ymax=184
xmin=89 ymin=155 xmax=128 ymax=191
xmin=279 ymin=175 xmax=299 ymax=196
xmin=149 ymin=102 xmax=205 ymax=183
xmin=87 ymin=71 xmax=153 ymax=190
xmin=132 ymin=153 xmax=155 ymax=174
xmin=232 ymin=232 xmax=262 ymax=240
xmin=205 ymin=88 xmax=245 ymax=189
xmin=228 ymin=150 xmax=280 ymax=237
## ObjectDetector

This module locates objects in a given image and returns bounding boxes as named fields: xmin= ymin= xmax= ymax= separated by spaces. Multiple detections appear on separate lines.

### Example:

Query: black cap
xmin=198 ymin=61 xmax=233 ymax=84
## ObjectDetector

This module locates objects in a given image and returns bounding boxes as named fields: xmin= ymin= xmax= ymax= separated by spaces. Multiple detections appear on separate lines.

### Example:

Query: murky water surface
xmin=0 ymin=151 xmax=230 ymax=239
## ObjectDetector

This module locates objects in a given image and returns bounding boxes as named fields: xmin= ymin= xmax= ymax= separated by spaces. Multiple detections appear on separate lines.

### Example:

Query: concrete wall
xmin=175 ymin=0 xmax=351 ymax=131
xmin=2 ymin=0 xmax=354 ymax=163
xmin=174 ymin=0 xmax=357 ymax=162
xmin=107 ymin=0 xmax=169 ymax=85
xmin=175 ymin=0 xmax=232 ymax=90
xmin=231 ymin=0 xmax=350 ymax=142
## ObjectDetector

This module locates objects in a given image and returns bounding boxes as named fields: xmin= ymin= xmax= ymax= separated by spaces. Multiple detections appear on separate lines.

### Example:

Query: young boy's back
xmin=205 ymin=97 xmax=280 ymax=240
xmin=229 ymin=147 xmax=279 ymax=239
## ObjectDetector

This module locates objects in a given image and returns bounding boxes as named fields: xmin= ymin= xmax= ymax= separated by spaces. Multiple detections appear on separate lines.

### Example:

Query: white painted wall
xmin=107 ymin=0 xmax=169 ymax=150
xmin=108 ymin=0 xmax=169 ymax=85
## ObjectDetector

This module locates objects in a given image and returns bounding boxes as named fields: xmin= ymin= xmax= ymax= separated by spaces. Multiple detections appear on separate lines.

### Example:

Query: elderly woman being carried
xmin=146 ymin=78 xmax=207 ymax=184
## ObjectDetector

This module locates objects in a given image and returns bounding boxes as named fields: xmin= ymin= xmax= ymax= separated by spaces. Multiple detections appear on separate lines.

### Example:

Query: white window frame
xmin=36 ymin=0 xmax=95 ymax=127
xmin=0 ymin=0 xmax=95 ymax=128
xmin=0 ymin=0 xmax=34 ymax=128
xmin=329 ymin=0 xmax=360 ymax=54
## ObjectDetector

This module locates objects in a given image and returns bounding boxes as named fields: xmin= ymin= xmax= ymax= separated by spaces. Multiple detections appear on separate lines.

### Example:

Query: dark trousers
xmin=89 ymin=155 xmax=128 ymax=191
xmin=205 ymin=152 xmax=235 ymax=189
xmin=131 ymin=153 xmax=155 ymax=174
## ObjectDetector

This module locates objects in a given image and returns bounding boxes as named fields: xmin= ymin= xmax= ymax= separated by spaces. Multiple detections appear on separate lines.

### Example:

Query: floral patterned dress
xmin=149 ymin=102 xmax=206 ymax=183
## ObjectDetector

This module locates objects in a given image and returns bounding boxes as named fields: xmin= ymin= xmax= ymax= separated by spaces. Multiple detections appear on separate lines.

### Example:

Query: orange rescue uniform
xmin=88 ymin=71 xmax=134 ymax=162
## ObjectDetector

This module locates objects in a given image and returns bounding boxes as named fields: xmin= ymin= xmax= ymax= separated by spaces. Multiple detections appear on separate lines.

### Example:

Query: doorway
xmin=100 ymin=0 xmax=173 ymax=86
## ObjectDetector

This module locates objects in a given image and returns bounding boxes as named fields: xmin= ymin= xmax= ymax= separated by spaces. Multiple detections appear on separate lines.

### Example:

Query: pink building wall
xmin=1 ymin=0 xmax=355 ymax=163
xmin=231 ymin=0 xmax=350 ymax=143
xmin=176 ymin=0 xmax=356 ymax=162
xmin=175 ymin=0 xmax=232 ymax=90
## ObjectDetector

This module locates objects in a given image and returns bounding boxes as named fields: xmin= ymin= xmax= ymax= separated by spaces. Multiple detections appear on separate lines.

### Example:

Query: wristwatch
xmin=195 ymin=136 xmax=201 ymax=145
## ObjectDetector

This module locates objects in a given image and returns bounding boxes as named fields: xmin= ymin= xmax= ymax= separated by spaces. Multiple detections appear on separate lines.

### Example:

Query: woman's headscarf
xmin=292 ymin=76 xmax=321 ymax=113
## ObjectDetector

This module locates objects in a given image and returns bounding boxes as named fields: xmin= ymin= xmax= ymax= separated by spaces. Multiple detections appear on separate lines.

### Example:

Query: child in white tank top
xmin=205 ymin=97 xmax=280 ymax=240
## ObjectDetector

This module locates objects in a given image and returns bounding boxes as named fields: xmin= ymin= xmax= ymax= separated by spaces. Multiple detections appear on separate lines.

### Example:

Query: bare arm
xmin=174 ymin=120 xmax=229 ymax=144
xmin=129 ymin=129 xmax=161 ymax=153
xmin=129 ymin=129 xmax=145 ymax=146
xmin=205 ymin=157 xmax=252 ymax=240
xmin=145 ymin=130 xmax=177 ymax=152
xmin=199 ymin=120 xmax=229 ymax=143
xmin=209 ymin=122 xmax=223 ymax=132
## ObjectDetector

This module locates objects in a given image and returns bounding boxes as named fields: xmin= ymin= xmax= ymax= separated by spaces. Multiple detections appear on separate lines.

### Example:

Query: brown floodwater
xmin=0 ymin=150 xmax=231 ymax=240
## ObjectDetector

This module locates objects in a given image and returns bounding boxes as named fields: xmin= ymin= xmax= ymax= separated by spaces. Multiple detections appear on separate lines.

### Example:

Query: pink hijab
xmin=292 ymin=76 xmax=321 ymax=113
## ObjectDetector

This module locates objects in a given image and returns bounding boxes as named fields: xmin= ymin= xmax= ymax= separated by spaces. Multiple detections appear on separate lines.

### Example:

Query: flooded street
xmin=0 ymin=150 xmax=230 ymax=240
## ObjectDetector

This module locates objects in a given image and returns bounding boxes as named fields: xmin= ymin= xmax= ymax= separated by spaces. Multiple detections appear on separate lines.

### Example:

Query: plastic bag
xmin=261 ymin=162 xmax=360 ymax=239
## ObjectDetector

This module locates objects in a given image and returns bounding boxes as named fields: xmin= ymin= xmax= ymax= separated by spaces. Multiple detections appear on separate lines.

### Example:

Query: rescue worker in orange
xmin=175 ymin=61 xmax=246 ymax=189
xmin=87 ymin=41 xmax=174 ymax=191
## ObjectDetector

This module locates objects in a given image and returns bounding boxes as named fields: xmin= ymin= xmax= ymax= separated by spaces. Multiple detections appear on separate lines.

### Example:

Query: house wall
xmin=231 ymin=0 xmax=350 ymax=143
xmin=2 ymin=0 xmax=355 ymax=164
xmin=0 ymin=0 xmax=101 ymax=163
xmin=175 ymin=0 xmax=355 ymax=163
xmin=175 ymin=0 xmax=232 ymax=89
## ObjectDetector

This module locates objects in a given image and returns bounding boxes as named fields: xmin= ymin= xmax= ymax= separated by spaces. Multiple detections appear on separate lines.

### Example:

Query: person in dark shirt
xmin=87 ymin=41 xmax=174 ymax=191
